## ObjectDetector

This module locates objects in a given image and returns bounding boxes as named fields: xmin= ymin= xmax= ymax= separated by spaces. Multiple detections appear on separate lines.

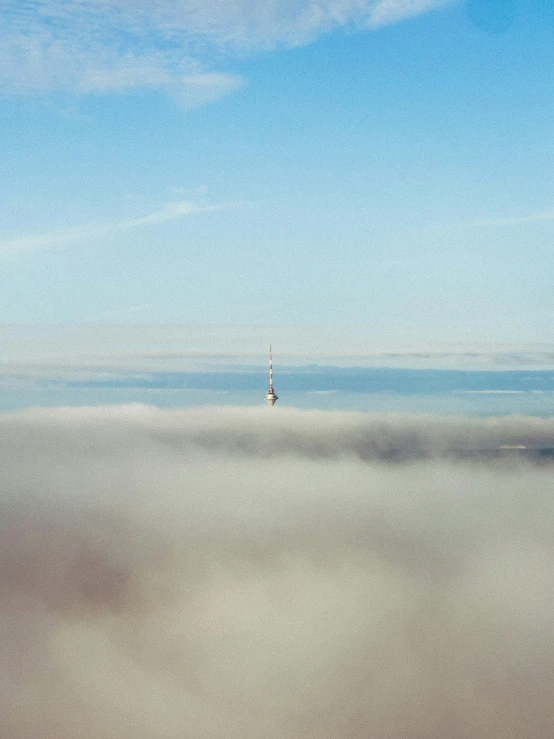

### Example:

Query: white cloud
xmin=368 ymin=0 xmax=453 ymax=27
xmin=0 ymin=199 xmax=233 ymax=253
xmin=0 ymin=0 xmax=452 ymax=101
xmin=0 ymin=0 xmax=245 ymax=103
xmin=110 ymin=0 xmax=453 ymax=46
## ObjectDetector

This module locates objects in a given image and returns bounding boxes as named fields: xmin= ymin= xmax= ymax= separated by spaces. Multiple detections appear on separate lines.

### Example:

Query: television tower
xmin=264 ymin=346 xmax=278 ymax=406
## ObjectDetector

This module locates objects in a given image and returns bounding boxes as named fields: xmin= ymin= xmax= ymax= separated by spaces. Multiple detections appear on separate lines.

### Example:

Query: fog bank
xmin=1 ymin=405 xmax=554 ymax=738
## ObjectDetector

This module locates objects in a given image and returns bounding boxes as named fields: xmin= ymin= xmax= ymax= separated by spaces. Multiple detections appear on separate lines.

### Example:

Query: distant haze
xmin=2 ymin=324 xmax=554 ymax=413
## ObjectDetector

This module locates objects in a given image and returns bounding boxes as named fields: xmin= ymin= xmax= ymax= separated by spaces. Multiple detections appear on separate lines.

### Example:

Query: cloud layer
xmin=2 ymin=324 xmax=554 ymax=378
xmin=0 ymin=0 xmax=452 ymax=101
xmin=2 ymin=404 xmax=554 ymax=738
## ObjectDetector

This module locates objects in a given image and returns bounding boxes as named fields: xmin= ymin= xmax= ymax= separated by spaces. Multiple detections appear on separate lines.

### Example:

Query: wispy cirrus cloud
xmin=477 ymin=206 xmax=554 ymax=228
xmin=419 ymin=203 xmax=554 ymax=238
xmin=0 ymin=0 xmax=453 ymax=103
xmin=0 ymin=0 xmax=245 ymax=105
xmin=0 ymin=200 xmax=232 ymax=254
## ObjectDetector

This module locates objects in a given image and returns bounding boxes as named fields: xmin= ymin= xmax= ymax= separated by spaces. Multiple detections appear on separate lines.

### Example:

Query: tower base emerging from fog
xmin=265 ymin=391 xmax=278 ymax=406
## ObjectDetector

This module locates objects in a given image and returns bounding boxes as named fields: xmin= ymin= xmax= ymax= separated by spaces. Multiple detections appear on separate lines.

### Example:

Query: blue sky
xmin=1 ymin=0 xmax=553 ymax=394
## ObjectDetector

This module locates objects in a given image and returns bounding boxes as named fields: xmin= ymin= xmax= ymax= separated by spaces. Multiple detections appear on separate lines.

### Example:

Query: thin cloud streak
xmin=0 ymin=200 xmax=235 ymax=254
xmin=477 ymin=206 xmax=554 ymax=227
xmin=413 ymin=204 xmax=554 ymax=241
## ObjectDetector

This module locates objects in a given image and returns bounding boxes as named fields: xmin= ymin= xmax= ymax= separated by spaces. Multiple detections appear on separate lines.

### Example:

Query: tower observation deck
xmin=264 ymin=346 xmax=278 ymax=406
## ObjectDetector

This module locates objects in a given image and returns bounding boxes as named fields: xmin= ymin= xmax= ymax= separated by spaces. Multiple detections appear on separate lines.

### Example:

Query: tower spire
xmin=264 ymin=345 xmax=278 ymax=406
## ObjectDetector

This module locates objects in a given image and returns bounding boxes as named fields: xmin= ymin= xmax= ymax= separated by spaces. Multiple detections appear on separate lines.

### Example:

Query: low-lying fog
xmin=2 ymin=405 xmax=554 ymax=738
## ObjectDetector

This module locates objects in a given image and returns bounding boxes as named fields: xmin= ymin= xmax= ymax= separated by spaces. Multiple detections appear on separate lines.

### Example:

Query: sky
xmin=1 ymin=0 xmax=553 ymax=408
xmin=3 ymin=8 xmax=554 ymax=734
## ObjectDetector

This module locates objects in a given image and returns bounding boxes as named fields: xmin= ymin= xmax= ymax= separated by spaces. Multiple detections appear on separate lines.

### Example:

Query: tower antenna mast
xmin=264 ymin=345 xmax=278 ymax=406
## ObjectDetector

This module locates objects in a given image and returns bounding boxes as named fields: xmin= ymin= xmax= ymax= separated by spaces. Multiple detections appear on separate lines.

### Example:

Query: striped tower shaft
xmin=265 ymin=345 xmax=278 ymax=405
